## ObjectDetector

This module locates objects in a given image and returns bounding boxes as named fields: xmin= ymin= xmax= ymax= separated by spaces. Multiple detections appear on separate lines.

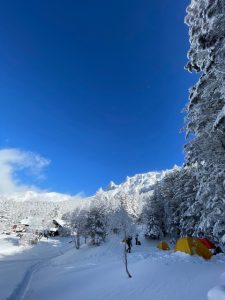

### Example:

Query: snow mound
xmin=208 ymin=286 xmax=225 ymax=300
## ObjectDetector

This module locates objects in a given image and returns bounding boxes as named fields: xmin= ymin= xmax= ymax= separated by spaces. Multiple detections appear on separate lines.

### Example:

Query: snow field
xmin=1 ymin=235 xmax=225 ymax=300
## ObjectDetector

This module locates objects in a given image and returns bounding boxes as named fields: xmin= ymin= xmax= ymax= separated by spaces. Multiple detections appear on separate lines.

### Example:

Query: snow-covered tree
xmin=63 ymin=208 xmax=88 ymax=248
xmin=143 ymin=185 xmax=164 ymax=240
xmin=83 ymin=197 xmax=108 ymax=245
xmin=110 ymin=194 xmax=135 ymax=236
xmin=175 ymin=165 xmax=198 ymax=237
xmin=183 ymin=0 xmax=225 ymax=242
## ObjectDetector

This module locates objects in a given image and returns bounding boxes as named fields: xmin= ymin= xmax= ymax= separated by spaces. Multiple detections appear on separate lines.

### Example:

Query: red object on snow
xmin=198 ymin=238 xmax=216 ymax=249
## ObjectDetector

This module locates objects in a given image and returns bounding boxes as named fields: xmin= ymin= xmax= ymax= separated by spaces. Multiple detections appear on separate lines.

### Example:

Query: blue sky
xmin=0 ymin=0 xmax=197 ymax=195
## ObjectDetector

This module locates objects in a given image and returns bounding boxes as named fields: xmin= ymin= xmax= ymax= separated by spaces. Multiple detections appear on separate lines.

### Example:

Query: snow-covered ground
xmin=1 ymin=234 xmax=225 ymax=300
xmin=0 ymin=235 xmax=73 ymax=300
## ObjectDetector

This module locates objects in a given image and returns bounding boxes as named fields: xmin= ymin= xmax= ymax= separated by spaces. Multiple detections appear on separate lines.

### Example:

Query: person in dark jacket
xmin=214 ymin=246 xmax=223 ymax=255
xmin=126 ymin=236 xmax=132 ymax=253
xmin=135 ymin=234 xmax=139 ymax=245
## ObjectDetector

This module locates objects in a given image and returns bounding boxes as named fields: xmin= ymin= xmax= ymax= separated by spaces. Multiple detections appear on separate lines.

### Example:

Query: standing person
xmin=126 ymin=236 xmax=132 ymax=253
xmin=44 ymin=230 xmax=49 ymax=240
xmin=135 ymin=234 xmax=139 ymax=245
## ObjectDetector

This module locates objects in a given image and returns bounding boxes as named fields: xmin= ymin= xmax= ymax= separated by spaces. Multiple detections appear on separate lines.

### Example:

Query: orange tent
xmin=198 ymin=238 xmax=216 ymax=250
xmin=174 ymin=237 xmax=212 ymax=260
xmin=157 ymin=241 xmax=170 ymax=250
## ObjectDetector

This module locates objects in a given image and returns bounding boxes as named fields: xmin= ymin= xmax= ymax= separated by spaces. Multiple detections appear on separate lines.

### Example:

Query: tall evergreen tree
xmin=184 ymin=0 xmax=225 ymax=241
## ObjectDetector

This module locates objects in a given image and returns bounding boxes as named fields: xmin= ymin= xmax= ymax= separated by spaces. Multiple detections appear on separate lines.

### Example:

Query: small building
xmin=18 ymin=217 xmax=43 ymax=233
xmin=49 ymin=219 xmax=65 ymax=236
xmin=49 ymin=227 xmax=59 ymax=236
xmin=12 ymin=224 xmax=24 ymax=233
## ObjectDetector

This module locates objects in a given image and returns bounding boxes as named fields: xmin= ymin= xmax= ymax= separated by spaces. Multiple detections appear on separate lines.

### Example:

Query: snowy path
xmin=6 ymin=247 xmax=71 ymax=300
xmin=7 ymin=261 xmax=41 ymax=300
xmin=0 ymin=235 xmax=73 ymax=300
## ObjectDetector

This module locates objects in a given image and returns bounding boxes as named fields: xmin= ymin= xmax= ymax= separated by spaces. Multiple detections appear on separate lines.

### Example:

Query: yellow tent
xmin=157 ymin=241 xmax=170 ymax=250
xmin=174 ymin=237 xmax=212 ymax=260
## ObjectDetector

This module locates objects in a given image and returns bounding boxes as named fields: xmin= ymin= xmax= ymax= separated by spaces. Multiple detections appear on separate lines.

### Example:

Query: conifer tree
xmin=184 ymin=0 xmax=225 ymax=241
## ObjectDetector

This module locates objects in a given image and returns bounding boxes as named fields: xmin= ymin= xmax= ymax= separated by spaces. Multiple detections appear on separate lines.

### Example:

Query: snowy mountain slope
xmin=0 ymin=170 xmax=166 ymax=232
xmin=0 ymin=191 xmax=82 ymax=232
xmin=104 ymin=171 xmax=163 ymax=195
xmin=89 ymin=171 xmax=165 ymax=218
xmin=1 ymin=171 xmax=163 ymax=204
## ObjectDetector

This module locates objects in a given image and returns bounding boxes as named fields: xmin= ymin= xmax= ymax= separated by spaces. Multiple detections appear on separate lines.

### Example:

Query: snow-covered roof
xmin=53 ymin=219 xmax=65 ymax=226
xmin=19 ymin=217 xmax=33 ymax=226
xmin=49 ymin=227 xmax=58 ymax=232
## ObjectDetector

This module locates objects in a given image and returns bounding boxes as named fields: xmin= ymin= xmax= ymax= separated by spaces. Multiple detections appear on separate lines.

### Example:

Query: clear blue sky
xmin=0 ymin=0 xmax=197 ymax=195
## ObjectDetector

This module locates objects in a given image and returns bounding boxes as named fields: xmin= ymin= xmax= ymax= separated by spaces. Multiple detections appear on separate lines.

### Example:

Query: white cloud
xmin=0 ymin=148 xmax=50 ymax=194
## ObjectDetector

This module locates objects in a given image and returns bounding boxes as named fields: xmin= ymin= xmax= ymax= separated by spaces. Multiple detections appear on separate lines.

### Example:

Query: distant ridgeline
xmin=0 ymin=171 xmax=163 ymax=235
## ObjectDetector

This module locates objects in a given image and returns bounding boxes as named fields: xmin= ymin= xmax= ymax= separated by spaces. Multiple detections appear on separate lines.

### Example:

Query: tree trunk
xmin=75 ymin=233 xmax=80 ymax=249
xmin=123 ymin=231 xmax=132 ymax=278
